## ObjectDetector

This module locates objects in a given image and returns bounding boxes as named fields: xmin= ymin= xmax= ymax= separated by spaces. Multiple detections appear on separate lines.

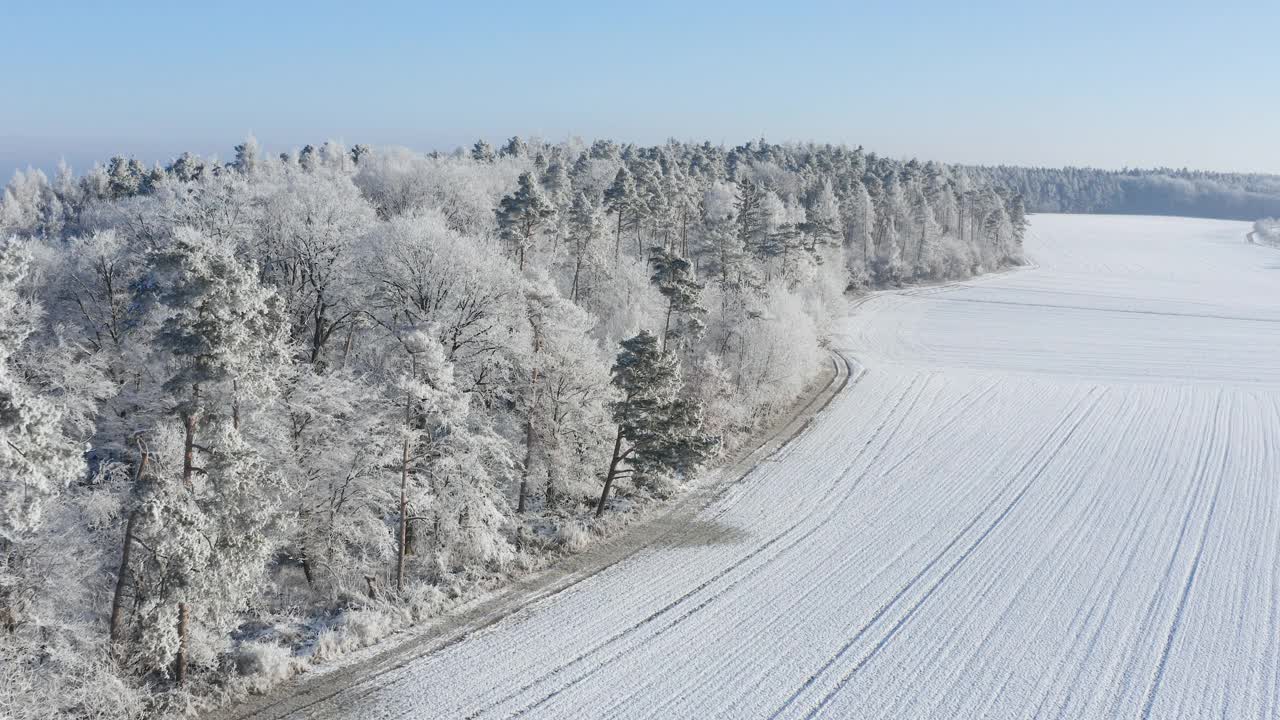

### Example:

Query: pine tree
xmin=566 ymin=192 xmax=605 ymax=303
xmin=517 ymin=274 xmax=610 ymax=512
xmin=631 ymin=158 xmax=664 ymax=253
xmin=233 ymin=135 xmax=262 ymax=174
xmin=735 ymin=179 xmax=767 ymax=263
xmin=595 ymin=331 xmax=714 ymax=516
xmin=803 ymin=180 xmax=841 ymax=259
xmin=649 ymin=247 xmax=706 ymax=351
xmin=138 ymin=226 xmax=289 ymax=682
xmin=471 ymin=140 xmax=496 ymax=163
xmin=496 ymin=172 xmax=557 ymax=270
xmin=1009 ymin=193 xmax=1029 ymax=245
xmin=569 ymin=153 xmax=593 ymax=194
xmin=908 ymin=185 xmax=938 ymax=276
xmin=106 ymin=157 xmax=147 ymax=198
xmin=873 ymin=174 xmax=909 ymax=284
xmin=299 ymin=144 xmax=318 ymax=171
xmin=603 ymin=167 xmax=638 ymax=261
xmin=499 ymin=136 xmax=528 ymax=159
xmin=542 ymin=160 xmax=572 ymax=211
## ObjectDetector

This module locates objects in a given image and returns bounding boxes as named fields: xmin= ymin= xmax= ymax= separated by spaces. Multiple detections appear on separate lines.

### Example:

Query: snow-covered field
xmin=252 ymin=214 xmax=1280 ymax=719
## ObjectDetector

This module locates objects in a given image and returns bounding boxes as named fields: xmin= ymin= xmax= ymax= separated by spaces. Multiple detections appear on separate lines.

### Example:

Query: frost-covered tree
xmin=499 ymin=136 xmax=528 ymax=159
xmin=233 ymin=135 xmax=262 ymax=174
xmin=648 ymin=247 xmax=705 ymax=351
xmin=517 ymin=274 xmax=611 ymax=512
xmin=907 ymin=184 xmax=940 ymax=276
xmin=565 ymin=191 xmax=606 ymax=303
xmin=734 ymin=179 xmax=767 ymax=264
xmin=132 ymin=226 xmax=289 ymax=682
xmin=596 ymin=331 xmax=714 ymax=515
xmin=496 ymin=172 xmax=557 ymax=270
xmin=803 ymin=180 xmax=841 ymax=258
xmin=393 ymin=331 xmax=513 ymax=583
xmin=471 ymin=139 xmax=496 ymax=163
xmin=0 ymin=240 xmax=84 ymax=544
xmin=364 ymin=212 xmax=525 ymax=394
xmin=603 ymin=167 xmax=638 ymax=260
xmin=257 ymin=167 xmax=376 ymax=365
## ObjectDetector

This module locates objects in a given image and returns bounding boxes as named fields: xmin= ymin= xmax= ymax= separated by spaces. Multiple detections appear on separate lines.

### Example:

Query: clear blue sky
xmin=3 ymin=0 xmax=1278 ymax=179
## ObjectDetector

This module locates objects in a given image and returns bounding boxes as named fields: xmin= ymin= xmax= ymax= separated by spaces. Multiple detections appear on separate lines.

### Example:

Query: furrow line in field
xmin=902 ymin=390 xmax=1136 ymax=720
xmin=451 ymin=375 xmax=936 ymax=720
xmin=804 ymin=388 xmax=1108 ymax=718
xmin=1107 ymin=391 xmax=1225 ymax=718
xmin=769 ymin=387 xmax=1106 ymax=719
xmin=1030 ymin=388 xmax=1196 ymax=720
xmin=1138 ymin=394 xmax=1232 ymax=720
xmin=627 ymin=378 xmax=1009 ymax=718
xmin=481 ymin=376 xmax=942 ymax=717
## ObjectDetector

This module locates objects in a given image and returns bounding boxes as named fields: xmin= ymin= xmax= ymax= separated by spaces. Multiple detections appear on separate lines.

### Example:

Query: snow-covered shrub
xmin=932 ymin=234 xmax=976 ymax=280
xmin=0 ymin=634 xmax=148 ymax=720
xmin=554 ymin=520 xmax=594 ymax=552
xmin=232 ymin=641 xmax=302 ymax=691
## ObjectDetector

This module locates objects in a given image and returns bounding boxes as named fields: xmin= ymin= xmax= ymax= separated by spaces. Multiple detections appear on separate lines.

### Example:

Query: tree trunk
xmin=109 ymin=512 xmax=139 ymax=644
xmin=595 ymin=426 xmax=626 ymax=517
xmin=177 ymin=389 xmax=197 ymax=684
xmin=181 ymin=383 xmax=199 ymax=491
xmin=662 ymin=300 xmax=674 ymax=353
xmin=544 ymin=465 xmax=557 ymax=511
xmin=175 ymin=602 xmax=189 ymax=684
xmin=614 ymin=211 xmax=622 ymax=261
xmin=570 ymin=255 xmax=582 ymax=303
xmin=397 ymin=437 xmax=409 ymax=592
xmin=681 ymin=209 xmax=689 ymax=256
xmin=300 ymin=549 xmax=314 ymax=587
xmin=109 ymin=443 xmax=149 ymax=645
xmin=518 ymin=322 xmax=541 ymax=513
xmin=341 ymin=324 xmax=355 ymax=369
xmin=397 ymin=353 xmax=416 ymax=593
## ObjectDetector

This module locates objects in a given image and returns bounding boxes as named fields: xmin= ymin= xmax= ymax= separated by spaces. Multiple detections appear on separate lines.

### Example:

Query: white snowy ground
xmin=270 ymin=214 xmax=1280 ymax=719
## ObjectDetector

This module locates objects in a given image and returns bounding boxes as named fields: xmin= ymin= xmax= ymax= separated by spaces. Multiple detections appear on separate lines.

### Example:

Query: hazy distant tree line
xmin=966 ymin=165 xmax=1280 ymax=220
xmin=0 ymin=136 xmax=1024 ymax=715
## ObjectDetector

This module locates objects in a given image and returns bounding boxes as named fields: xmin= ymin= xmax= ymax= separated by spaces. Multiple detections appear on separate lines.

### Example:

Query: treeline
xmin=0 ymin=136 xmax=1024 ymax=715
xmin=967 ymin=165 xmax=1280 ymax=220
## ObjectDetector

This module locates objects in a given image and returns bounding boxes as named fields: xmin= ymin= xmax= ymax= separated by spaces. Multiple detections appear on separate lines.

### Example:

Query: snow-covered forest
xmin=968 ymin=165 xmax=1280 ymax=220
xmin=0 ymin=137 xmax=1025 ymax=716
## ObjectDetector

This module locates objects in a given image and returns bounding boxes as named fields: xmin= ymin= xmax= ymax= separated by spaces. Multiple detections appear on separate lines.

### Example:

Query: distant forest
xmin=966 ymin=165 xmax=1280 ymax=220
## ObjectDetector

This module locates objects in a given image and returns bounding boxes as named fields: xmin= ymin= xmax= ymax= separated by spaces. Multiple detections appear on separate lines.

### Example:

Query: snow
xmin=244 ymin=213 xmax=1280 ymax=719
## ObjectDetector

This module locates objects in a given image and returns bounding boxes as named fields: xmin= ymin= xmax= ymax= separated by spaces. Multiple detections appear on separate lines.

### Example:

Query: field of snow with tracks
xmin=250 ymin=214 xmax=1280 ymax=719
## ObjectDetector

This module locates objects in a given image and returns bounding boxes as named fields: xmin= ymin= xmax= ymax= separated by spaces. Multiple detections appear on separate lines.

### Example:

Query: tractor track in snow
xmin=483 ymin=375 xmax=951 ymax=719
xmin=489 ymin=375 xmax=1009 ymax=719
xmin=1137 ymin=395 xmax=1231 ymax=720
xmin=770 ymin=388 xmax=1107 ymax=718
